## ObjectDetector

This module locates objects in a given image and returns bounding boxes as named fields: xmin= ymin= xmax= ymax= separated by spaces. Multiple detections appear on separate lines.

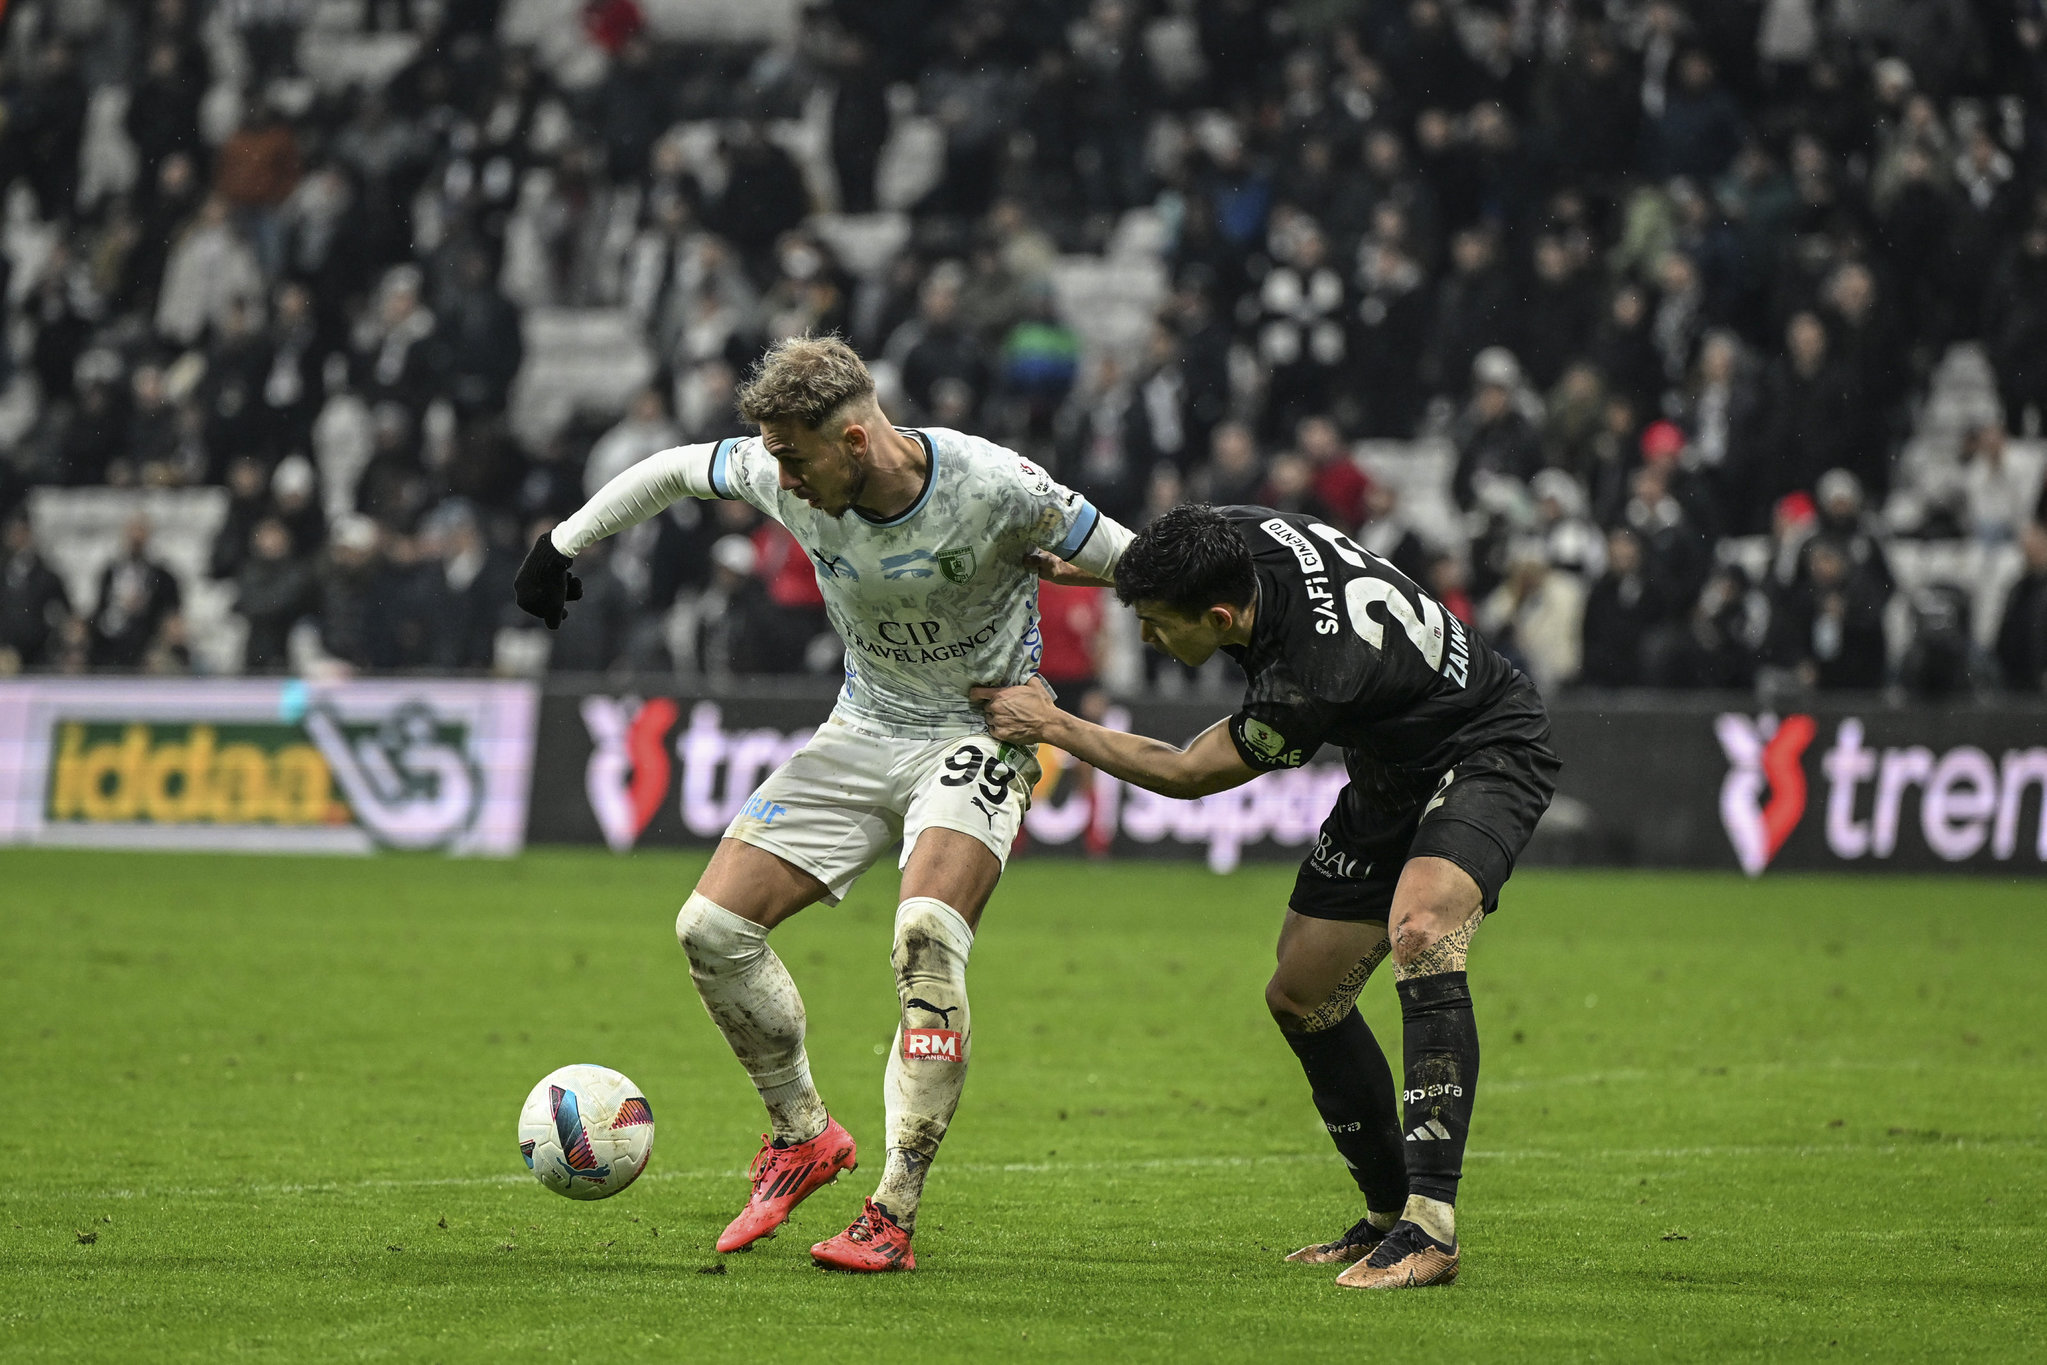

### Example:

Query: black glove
xmin=514 ymin=531 xmax=583 ymax=630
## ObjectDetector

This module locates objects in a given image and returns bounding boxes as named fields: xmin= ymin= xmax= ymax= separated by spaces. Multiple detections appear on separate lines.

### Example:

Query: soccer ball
xmin=517 ymin=1064 xmax=655 ymax=1200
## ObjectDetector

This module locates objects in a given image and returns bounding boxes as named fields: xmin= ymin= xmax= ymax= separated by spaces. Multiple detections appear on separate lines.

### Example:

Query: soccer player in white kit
xmin=514 ymin=337 xmax=1130 ymax=1271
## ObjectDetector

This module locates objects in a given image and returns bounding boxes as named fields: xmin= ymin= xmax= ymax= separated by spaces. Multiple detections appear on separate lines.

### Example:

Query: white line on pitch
xmin=63 ymin=1136 xmax=2041 ymax=1203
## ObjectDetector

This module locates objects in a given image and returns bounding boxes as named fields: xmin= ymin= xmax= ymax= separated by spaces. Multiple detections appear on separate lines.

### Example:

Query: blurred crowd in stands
xmin=3 ymin=0 xmax=2047 ymax=698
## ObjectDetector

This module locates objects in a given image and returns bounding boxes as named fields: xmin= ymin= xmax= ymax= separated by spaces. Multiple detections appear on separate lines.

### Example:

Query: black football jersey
xmin=1218 ymin=506 xmax=1549 ymax=808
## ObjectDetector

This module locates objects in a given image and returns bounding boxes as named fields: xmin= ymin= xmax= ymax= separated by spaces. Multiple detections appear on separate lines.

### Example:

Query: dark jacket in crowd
xmin=90 ymin=553 xmax=181 ymax=668
xmin=1422 ymin=249 xmax=1515 ymax=394
xmin=1749 ymin=358 xmax=1857 ymax=516
xmin=1765 ymin=550 xmax=1889 ymax=689
xmin=546 ymin=552 xmax=631 ymax=672
xmin=1451 ymin=406 xmax=1542 ymax=507
xmin=317 ymin=551 xmax=393 ymax=670
xmin=435 ymin=276 xmax=526 ymax=415
xmin=1996 ymin=564 xmax=2047 ymax=692
xmin=1579 ymin=564 xmax=1667 ymax=687
xmin=1643 ymin=76 xmax=1745 ymax=180
xmin=0 ymin=543 xmax=71 ymax=667
xmin=235 ymin=552 xmax=318 ymax=672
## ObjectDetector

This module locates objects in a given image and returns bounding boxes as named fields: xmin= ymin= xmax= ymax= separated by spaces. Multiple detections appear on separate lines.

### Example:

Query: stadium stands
xmin=2 ymin=0 xmax=2045 ymax=697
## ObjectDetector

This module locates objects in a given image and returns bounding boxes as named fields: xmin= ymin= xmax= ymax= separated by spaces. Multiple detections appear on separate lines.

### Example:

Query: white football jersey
xmin=706 ymin=427 xmax=1124 ymax=738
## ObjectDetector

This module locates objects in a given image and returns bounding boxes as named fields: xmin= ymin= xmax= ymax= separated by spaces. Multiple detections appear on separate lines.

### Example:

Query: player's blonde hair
xmin=735 ymin=335 xmax=876 ymax=431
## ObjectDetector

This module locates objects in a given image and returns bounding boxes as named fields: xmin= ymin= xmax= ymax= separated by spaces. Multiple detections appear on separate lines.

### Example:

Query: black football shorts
xmin=1287 ymin=740 xmax=1561 ymax=924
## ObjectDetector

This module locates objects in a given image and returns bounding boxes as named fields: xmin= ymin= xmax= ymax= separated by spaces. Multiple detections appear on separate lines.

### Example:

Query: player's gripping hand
xmin=969 ymin=676 xmax=1060 ymax=745
xmin=514 ymin=531 xmax=583 ymax=630
xmin=1024 ymin=548 xmax=1115 ymax=588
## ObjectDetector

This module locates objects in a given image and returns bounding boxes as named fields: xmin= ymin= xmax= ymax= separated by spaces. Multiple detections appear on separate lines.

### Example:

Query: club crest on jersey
xmin=902 ymin=1027 xmax=962 ymax=1061
xmin=881 ymin=550 xmax=937 ymax=579
xmin=938 ymin=547 xmax=977 ymax=583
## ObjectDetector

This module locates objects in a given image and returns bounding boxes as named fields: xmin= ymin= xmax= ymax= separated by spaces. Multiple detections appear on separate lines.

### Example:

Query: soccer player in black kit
xmin=972 ymin=504 xmax=1558 ymax=1290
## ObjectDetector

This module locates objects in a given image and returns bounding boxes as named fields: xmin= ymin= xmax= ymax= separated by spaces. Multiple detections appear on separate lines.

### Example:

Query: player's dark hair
xmin=1114 ymin=504 xmax=1255 ymax=618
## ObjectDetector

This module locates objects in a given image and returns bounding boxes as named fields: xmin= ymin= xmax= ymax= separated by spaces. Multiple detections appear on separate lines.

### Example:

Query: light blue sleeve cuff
xmin=1053 ymin=500 xmax=1101 ymax=558
xmin=710 ymin=438 xmax=739 ymax=499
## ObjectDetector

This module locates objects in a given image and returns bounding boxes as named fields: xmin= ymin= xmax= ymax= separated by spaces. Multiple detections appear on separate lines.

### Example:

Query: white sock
xmin=873 ymin=897 xmax=974 ymax=1230
xmin=676 ymin=893 xmax=827 ymax=1144
xmin=1404 ymin=1194 xmax=1456 ymax=1244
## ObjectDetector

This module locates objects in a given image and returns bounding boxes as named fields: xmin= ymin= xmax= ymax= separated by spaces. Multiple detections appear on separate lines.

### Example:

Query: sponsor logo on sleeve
xmin=1242 ymin=718 xmax=1286 ymax=758
xmin=1240 ymin=718 xmax=1303 ymax=767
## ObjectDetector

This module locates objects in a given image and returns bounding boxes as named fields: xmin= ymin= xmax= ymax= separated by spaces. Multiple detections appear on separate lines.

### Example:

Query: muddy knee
xmin=675 ymin=892 xmax=766 ymax=978
xmin=1391 ymin=906 xmax=1481 ymax=980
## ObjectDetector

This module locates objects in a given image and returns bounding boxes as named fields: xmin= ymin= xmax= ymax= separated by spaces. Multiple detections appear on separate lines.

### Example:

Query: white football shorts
xmin=724 ymin=718 xmax=1040 ymax=903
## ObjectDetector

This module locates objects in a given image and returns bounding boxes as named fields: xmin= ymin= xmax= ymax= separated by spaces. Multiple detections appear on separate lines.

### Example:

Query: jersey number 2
xmin=1307 ymin=523 xmax=1448 ymax=671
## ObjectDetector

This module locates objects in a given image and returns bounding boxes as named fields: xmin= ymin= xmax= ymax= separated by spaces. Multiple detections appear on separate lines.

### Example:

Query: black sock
xmin=1397 ymin=971 xmax=1480 ymax=1209
xmin=1281 ymin=1008 xmax=1408 ymax=1214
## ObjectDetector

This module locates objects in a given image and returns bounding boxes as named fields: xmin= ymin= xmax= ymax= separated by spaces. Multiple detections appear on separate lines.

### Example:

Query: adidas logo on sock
xmin=1406 ymin=1119 xmax=1453 ymax=1142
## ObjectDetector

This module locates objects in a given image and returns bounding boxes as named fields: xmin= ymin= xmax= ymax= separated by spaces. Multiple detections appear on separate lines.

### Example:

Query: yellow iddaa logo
xmin=47 ymin=722 xmax=344 ymax=826
xmin=43 ymin=703 xmax=482 ymax=846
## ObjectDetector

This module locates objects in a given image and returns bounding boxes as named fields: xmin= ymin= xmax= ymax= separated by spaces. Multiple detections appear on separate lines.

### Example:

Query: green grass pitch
xmin=1 ymin=849 xmax=2042 ymax=1362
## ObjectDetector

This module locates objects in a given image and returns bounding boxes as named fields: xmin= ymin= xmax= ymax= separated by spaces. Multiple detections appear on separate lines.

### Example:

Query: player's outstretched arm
xmin=1024 ymin=548 xmax=1116 ymax=588
xmin=970 ymin=682 xmax=1258 ymax=800
xmin=514 ymin=442 xmax=725 ymax=629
